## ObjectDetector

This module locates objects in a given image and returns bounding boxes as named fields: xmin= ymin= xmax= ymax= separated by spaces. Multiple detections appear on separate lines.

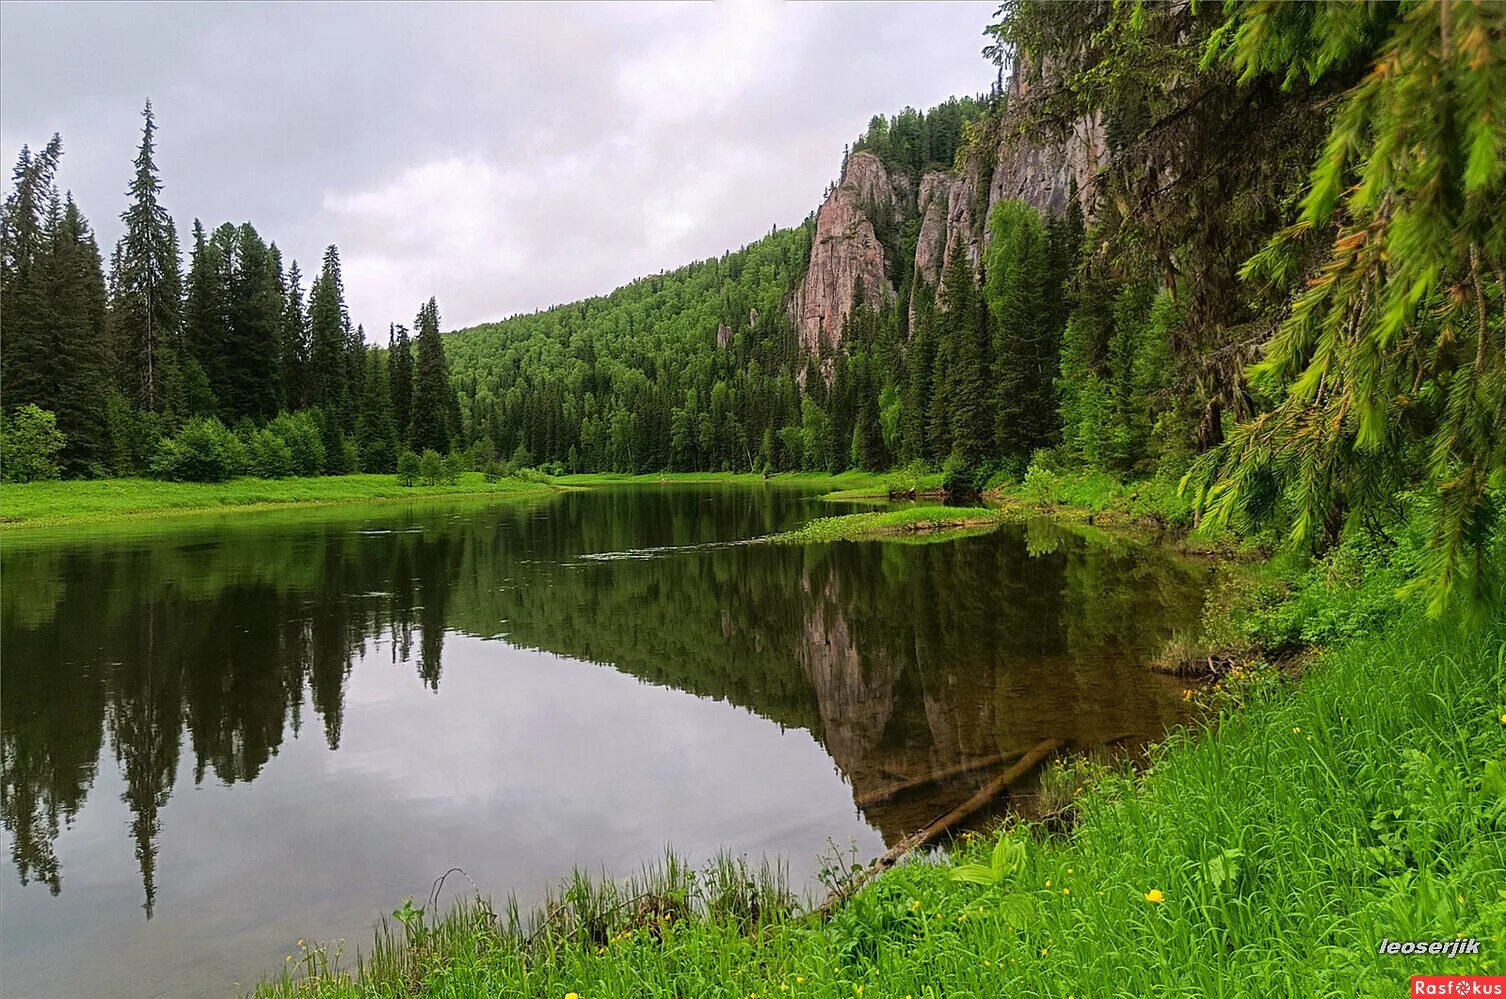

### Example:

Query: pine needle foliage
xmin=1186 ymin=0 xmax=1506 ymax=613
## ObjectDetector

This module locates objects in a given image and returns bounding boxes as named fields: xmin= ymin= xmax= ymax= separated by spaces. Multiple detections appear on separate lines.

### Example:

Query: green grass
xmin=819 ymin=469 xmax=948 ymax=504
xmin=764 ymin=506 xmax=1004 ymax=544
xmin=251 ymin=596 xmax=1504 ymax=997
xmin=554 ymin=470 xmax=892 ymax=490
xmin=0 ymin=473 xmax=557 ymax=529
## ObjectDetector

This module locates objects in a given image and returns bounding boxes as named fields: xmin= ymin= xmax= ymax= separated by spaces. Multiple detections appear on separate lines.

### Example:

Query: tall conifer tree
xmin=280 ymin=261 xmax=310 ymax=409
xmin=388 ymin=322 xmax=413 ymax=441
xmin=111 ymin=101 xmax=183 ymax=414
xmin=410 ymin=297 xmax=453 ymax=454
xmin=307 ymin=244 xmax=349 ymax=420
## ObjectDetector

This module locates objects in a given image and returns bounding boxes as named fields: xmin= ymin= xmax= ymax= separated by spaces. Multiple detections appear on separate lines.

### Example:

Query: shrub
xmin=151 ymin=417 xmax=245 ymax=482
xmin=441 ymin=451 xmax=466 ymax=484
xmin=1021 ymin=458 xmax=1060 ymax=505
xmin=341 ymin=437 xmax=360 ymax=476
xmin=244 ymin=427 xmax=293 ymax=479
xmin=267 ymin=411 xmax=325 ymax=476
xmin=418 ymin=449 xmax=445 ymax=485
xmin=396 ymin=450 xmax=420 ymax=486
xmin=104 ymin=392 xmax=164 ymax=476
xmin=360 ymin=434 xmax=396 ymax=474
xmin=0 ymin=405 xmax=67 ymax=483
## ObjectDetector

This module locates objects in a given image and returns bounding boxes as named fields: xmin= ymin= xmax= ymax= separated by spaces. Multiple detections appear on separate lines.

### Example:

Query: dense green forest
xmin=0 ymin=102 xmax=462 ymax=485
xmin=4 ymin=0 xmax=1504 ymax=609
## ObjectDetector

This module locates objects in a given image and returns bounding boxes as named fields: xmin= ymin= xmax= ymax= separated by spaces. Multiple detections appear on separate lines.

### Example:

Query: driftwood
xmin=854 ymin=747 xmax=1031 ymax=809
xmin=815 ymin=737 xmax=1063 ymax=916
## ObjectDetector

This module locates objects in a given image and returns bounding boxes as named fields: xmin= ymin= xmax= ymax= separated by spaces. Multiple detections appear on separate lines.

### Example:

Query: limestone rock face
xmin=913 ymin=171 xmax=952 ymax=294
xmin=988 ymin=67 xmax=1107 ymax=222
xmin=793 ymin=151 xmax=896 ymax=353
xmin=911 ymin=152 xmax=986 ymax=312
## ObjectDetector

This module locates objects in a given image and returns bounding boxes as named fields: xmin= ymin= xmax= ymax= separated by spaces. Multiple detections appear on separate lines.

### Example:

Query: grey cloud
xmin=1 ymin=0 xmax=995 ymax=335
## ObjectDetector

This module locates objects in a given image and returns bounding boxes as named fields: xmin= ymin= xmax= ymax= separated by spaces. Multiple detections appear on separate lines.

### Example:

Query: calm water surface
xmin=1 ymin=487 xmax=1212 ymax=997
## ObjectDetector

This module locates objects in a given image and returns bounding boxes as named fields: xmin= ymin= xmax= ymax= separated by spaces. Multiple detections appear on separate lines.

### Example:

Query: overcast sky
xmin=1 ymin=1 xmax=995 ymax=336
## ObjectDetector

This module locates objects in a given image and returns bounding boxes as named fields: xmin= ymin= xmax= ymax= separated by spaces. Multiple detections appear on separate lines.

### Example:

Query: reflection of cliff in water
xmin=1 ymin=490 xmax=1211 ymax=911
xmin=786 ymin=523 xmax=1203 ymax=842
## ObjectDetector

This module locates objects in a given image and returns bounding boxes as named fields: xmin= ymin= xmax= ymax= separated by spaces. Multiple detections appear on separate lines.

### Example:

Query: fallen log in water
xmin=815 ymin=736 xmax=1063 ymax=917
xmin=854 ymin=747 xmax=1031 ymax=809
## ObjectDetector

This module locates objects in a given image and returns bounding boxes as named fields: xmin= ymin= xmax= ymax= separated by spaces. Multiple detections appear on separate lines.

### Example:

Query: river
xmin=0 ymin=485 xmax=1212 ymax=996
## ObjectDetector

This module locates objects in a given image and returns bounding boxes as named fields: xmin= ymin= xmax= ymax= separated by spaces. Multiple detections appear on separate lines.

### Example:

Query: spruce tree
xmin=280 ymin=261 xmax=310 ymax=409
xmin=902 ymin=287 xmax=936 ymax=464
xmin=939 ymin=248 xmax=989 ymax=468
xmin=1 ymin=141 xmax=112 ymax=473
xmin=42 ymin=196 xmax=112 ymax=473
xmin=410 ymin=298 xmax=453 ymax=454
xmin=985 ymin=200 xmax=1055 ymax=464
xmin=307 ymin=244 xmax=349 ymax=422
xmin=227 ymin=223 xmax=284 ymax=420
xmin=182 ymin=219 xmax=228 ymax=413
xmin=357 ymin=348 xmax=397 ymax=472
xmin=388 ymin=322 xmax=413 ymax=440
xmin=111 ymin=101 xmax=183 ymax=414
xmin=0 ymin=138 xmax=63 ymax=411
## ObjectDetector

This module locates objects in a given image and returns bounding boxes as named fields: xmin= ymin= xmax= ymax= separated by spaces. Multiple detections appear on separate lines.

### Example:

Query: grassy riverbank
xmin=0 ymin=474 xmax=557 ymax=529
xmin=254 ymin=604 xmax=1503 ymax=996
xmin=554 ymin=470 xmax=890 ymax=490
xmin=766 ymin=506 xmax=1004 ymax=544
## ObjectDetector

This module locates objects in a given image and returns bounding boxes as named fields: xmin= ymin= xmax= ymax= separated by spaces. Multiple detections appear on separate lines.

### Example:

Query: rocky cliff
xmin=792 ymin=151 xmax=898 ymax=354
xmin=988 ymin=68 xmax=1107 ymax=220
xmin=796 ymin=69 xmax=1108 ymax=348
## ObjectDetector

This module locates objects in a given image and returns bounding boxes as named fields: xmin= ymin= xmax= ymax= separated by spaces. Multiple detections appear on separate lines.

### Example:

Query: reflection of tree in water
xmin=0 ymin=490 xmax=1212 ymax=910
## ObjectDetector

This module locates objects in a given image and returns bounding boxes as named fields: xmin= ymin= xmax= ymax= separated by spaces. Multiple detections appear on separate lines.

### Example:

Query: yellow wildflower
xmin=1062 ymin=888 xmax=1070 ymax=895
xmin=796 ymin=977 xmax=805 ymax=985
xmin=565 ymin=994 xmax=579 ymax=999
xmin=1144 ymin=889 xmax=1165 ymax=904
xmin=1045 ymin=879 xmax=1052 ymax=887
xmin=1292 ymin=726 xmax=1301 ymax=734
xmin=1040 ymin=946 xmax=1049 ymax=956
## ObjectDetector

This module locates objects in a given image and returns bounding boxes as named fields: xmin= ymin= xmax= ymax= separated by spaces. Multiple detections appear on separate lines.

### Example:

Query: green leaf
xmin=1483 ymin=760 xmax=1506 ymax=798
xmin=997 ymin=892 xmax=1037 ymax=928
xmin=950 ymin=863 xmax=1000 ymax=886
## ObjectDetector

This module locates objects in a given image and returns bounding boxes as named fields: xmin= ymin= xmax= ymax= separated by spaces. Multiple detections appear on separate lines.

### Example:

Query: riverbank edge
xmin=0 ymin=473 xmax=559 ymax=531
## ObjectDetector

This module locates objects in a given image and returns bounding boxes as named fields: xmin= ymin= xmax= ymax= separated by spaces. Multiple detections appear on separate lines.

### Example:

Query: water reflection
xmin=1 ymin=488 xmax=1210 ymax=996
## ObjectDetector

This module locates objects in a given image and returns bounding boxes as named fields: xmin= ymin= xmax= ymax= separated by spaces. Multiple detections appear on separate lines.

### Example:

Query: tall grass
xmin=0 ymin=473 xmax=555 ymax=529
xmin=252 ymin=598 xmax=1503 ymax=996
